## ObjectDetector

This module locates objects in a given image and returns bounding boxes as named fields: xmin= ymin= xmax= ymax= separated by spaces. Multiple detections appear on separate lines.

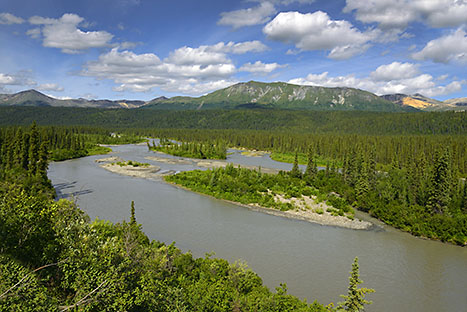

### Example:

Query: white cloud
xmin=81 ymin=40 xmax=268 ymax=95
xmin=166 ymin=41 xmax=267 ymax=66
xmin=412 ymin=28 xmax=467 ymax=64
xmin=47 ymin=94 xmax=73 ymax=100
xmin=37 ymin=83 xmax=64 ymax=92
xmin=0 ymin=72 xmax=36 ymax=87
xmin=370 ymin=62 xmax=420 ymax=81
xmin=343 ymin=0 xmax=467 ymax=30
xmin=27 ymin=13 xmax=113 ymax=53
xmin=263 ymin=11 xmax=376 ymax=59
xmin=289 ymin=61 xmax=464 ymax=97
xmin=0 ymin=73 xmax=20 ymax=85
xmin=249 ymin=0 xmax=315 ymax=4
xmin=166 ymin=46 xmax=231 ymax=66
xmin=211 ymin=41 xmax=268 ymax=54
xmin=239 ymin=61 xmax=287 ymax=74
xmin=437 ymin=74 xmax=449 ymax=81
xmin=82 ymin=47 xmax=235 ymax=95
xmin=0 ymin=12 xmax=24 ymax=24
xmin=26 ymin=28 xmax=41 ymax=39
xmin=218 ymin=2 xmax=276 ymax=29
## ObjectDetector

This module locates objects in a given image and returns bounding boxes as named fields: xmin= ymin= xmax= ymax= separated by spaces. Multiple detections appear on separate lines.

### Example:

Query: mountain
xmin=145 ymin=81 xmax=414 ymax=112
xmin=381 ymin=93 xmax=467 ymax=111
xmin=0 ymin=89 xmax=145 ymax=109
xmin=380 ymin=93 xmax=442 ymax=110
xmin=442 ymin=98 xmax=467 ymax=111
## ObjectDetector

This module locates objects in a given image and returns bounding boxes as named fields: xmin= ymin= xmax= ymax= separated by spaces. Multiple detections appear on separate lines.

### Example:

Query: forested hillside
xmin=0 ymin=106 xmax=466 ymax=135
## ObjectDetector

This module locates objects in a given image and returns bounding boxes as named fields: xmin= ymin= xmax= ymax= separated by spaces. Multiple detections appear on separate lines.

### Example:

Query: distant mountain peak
xmin=0 ymin=89 xmax=146 ymax=109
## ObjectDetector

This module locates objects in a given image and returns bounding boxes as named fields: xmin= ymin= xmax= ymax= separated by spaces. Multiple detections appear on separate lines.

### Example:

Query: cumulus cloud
xmin=165 ymin=41 xmax=267 ymax=67
xmin=289 ymin=61 xmax=464 ymax=97
xmin=27 ymin=13 xmax=113 ymax=53
xmin=37 ymin=83 xmax=64 ymax=92
xmin=0 ymin=72 xmax=36 ymax=87
xmin=81 ymin=41 xmax=267 ymax=95
xmin=248 ymin=0 xmax=315 ymax=5
xmin=343 ymin=0 xmax=467 ymax=30
xmin=239 ymin=61 xmax=287 ymax=74
xmin=263 ymin=11 xmax=376 ymax=59
xmin=370 ymin=62 xmax=420 ymax=81
xmin=211 ymin=41 xmax=268 ymax=54
xmin=412 ymin=28 xmax=467 ymax=64
xmin=218 ymin=2 xmax=276 ymax=29
xmin=0 ymin=12 xmax=24 ymax=24
xmin=26 ymin=28 xmax=41 ymax=39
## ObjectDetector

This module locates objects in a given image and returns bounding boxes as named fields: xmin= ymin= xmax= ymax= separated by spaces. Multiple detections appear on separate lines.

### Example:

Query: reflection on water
xmin=48 ymin=143 xmax=467 ymax=312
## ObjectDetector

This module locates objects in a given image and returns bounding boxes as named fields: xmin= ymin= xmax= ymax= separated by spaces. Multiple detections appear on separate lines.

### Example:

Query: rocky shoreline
xmin=145 ymin=154 xmax=279 ymax=174
xmin=96 ymin=157 xmax=174 ymax=179
xmin=166 ymin=181 xmax=374 ymax=231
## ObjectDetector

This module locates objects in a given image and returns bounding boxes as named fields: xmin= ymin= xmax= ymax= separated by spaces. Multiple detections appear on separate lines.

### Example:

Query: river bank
xmin=96 ymin=156 xmax=174 ymax=179
xmin=146 ymin=154 xmax=280 ymax=174
xmin=165 ymin=181 xmax=374 ymax=230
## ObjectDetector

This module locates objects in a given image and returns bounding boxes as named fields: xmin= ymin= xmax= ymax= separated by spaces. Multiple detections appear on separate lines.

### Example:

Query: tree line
xmin=1 ymin=106 xmax=466 ymax=135
xmin=149 ymin=138 xmax=227 ymax=159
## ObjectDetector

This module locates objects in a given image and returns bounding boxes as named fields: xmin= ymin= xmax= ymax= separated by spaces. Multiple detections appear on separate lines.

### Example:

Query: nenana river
xmin=48 ymin=142 xmax=467 ymax=312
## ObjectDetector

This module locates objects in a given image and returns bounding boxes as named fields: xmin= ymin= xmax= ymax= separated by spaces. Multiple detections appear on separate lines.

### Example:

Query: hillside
xmin=442 ymin=97 xmax=467 ymax=111
xmin=381 ymin=93 xmax=467 ymax=111
xmin=0 ymin=89 xmax=145 ymax=109
xmin=145 ymin=81 xmax=414 ymax=112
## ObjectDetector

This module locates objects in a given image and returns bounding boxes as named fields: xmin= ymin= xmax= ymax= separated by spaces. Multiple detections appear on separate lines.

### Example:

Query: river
xmin=48 ymin=142 xmax=467 ymax=312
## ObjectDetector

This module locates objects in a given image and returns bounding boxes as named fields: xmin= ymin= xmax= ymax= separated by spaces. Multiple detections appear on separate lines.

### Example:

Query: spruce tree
xmin=36 ymin=141 xmax=49 ymax=179
xmin=337 ymin=257 xmax=374 ymax=312
xmin=462 ymin=181 xmax=467 ymax=213
xmin=22 ymin=133 xmax=32 ymax=169
xmin=427 ymin=149 xmax=452 ymax=214
xmin=28 ymin=122 xmax=40 ymax=175
xmin=304 ymin=147 xmax=317 ymax=179
xmin=130 ymin=201 xmax=136 ymax=225
xmin=290 ymin=151 xmax=301 ymax=178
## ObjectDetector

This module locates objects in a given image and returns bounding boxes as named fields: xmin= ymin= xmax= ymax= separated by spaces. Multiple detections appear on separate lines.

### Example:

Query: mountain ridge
xmin=144 ymin=81 xmax=414 ymax=112
xmin=0 ymin=89 xmax=146 ymax=109
xmin=2 ymin=82 xmax=465 ymax=111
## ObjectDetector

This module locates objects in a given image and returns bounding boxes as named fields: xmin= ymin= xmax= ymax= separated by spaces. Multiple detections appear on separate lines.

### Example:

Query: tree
xmin=290 ymin=151 xmax=301 ymax=178
xmin=427 ymin=149 xmax=452 ymax=214
xmin=337 ymin=257 xmax=374 ymax=312
xmin=462 ymin=181 xmax=467 ymax=213
xmin=304 ymin=147 xmax=317 ymax=180
xmin=130 ymin=200 xmax=136 ymax=225
xmin=28 ymin=122 xmax=40 ymax=175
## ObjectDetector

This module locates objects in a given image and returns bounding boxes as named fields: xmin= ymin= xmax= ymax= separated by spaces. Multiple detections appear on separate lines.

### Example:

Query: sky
xmin=0 ymin=0 xmax=466 ymax=101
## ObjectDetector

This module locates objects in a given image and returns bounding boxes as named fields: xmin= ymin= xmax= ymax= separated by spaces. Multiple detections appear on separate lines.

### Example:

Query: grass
xmin=270 ymin=151 xmax=342 ymax=168
xmin=87 ymin=145 xmax=112 ymax=156
xmin=114 ymin=160 xmax=150 ymax=167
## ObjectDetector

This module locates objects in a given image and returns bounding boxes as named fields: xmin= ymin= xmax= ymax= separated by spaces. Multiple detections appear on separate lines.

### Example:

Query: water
xmin=48 ymin=143 xmax=467 ymax=312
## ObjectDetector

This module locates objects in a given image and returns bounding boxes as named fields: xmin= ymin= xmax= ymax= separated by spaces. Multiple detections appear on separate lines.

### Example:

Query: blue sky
xmin=0 ymin=0 xmax=466 ymax=101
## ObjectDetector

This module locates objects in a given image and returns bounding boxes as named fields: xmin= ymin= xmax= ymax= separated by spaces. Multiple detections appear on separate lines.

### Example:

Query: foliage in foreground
xmin=0 ymin=183 xmax=337 ymax=312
